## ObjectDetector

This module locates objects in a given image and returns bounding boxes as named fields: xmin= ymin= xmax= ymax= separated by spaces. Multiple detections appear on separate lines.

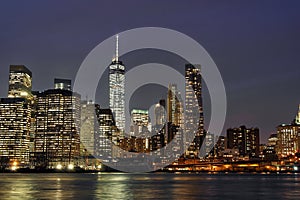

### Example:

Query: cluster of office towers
xmin=205 ymin=107 xmax=300 ymax=162
xmin=0 ymin=38 xmax=205 ymax=169
xmin=0 ymin=66 xmax=82 ymax=168
xmin=0 ymin=52 xmax=299 ymax=170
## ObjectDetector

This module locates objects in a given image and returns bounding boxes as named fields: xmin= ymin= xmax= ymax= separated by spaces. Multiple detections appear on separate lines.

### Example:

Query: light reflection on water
xmin=0 ymin=173 xmax=300 ymax=199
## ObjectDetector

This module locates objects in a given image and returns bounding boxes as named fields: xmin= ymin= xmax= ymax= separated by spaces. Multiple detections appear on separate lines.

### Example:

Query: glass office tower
xmin=109 ymin=35 xmax=125 ymax=134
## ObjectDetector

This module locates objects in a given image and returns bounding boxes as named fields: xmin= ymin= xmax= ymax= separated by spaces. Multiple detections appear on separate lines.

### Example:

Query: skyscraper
xmin=167 ymin=84 xmax=184 ymax=127
xmin=33 ymin=83 xmax=81 ymax=168
xmin=167 ymin=84 xmax=184 ymax=158
xmin=80 ymin=100 xmax=97 ymax=156
xmin=0 ymin=98 xmax=31 ymax=168
xmin=8 ymin=65 xmax=33 ymax=100
xmin=109 ymin=35 xmax=125 ymax=134
xmin=185 ymin=64 xmax=204 ymax=158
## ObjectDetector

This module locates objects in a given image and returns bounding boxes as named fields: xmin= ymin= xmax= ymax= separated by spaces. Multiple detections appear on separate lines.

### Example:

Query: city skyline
xmin=0 ymin=59 xmax=299 ymax=144
xmin=0 ymin=63 xmax=300 ymax=173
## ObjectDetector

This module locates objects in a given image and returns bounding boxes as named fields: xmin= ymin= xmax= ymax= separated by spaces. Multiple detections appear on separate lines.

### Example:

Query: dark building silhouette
xmin=227 ymin=125 xmax=260 ymax=158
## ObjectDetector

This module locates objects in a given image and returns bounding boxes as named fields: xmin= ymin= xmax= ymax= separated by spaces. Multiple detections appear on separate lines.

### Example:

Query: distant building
xmin=8 ymin=65 xmax=33 ymax=100
xmin=263 ymin=133 xmax=278 ymax=161
xmin=80 ymin=101 xmax=97 ymax=156
xmin=200 ymin=131 xmax=214 ymax=158
xmin=151 ymin=100 xmax=166 ymax=155
xmin=277 ymin=124 xmax=300 ymax=158
xmin=0 ymin=98 xmax=31 ymax=168
xmin=167 ymin=84 xmax=184 ymax=158
xmin=277 ymin=105 xmax=300 ymax=158
xmin=154 ymin=99 xmax=166 ymax=127
xmin=130 ymin=109 xmax=150 ymax=136
xmin=227 ymin=125 xmax=260 ymax=158
xmin=214 ymin=136 xmax=227 ymax=159
xmin=95 ymin=107 xmax=117 ymax=159
xmin=167 ymin=84 xmax=183 ymax=127
xmin=151 ymin=129 xmax=165 ymax=153
xmin=54 ymin=78 xmax=72 ymax=91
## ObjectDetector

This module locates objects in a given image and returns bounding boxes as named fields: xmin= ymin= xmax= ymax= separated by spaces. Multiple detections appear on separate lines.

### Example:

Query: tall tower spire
xmin=109 ymin=33 xmax=125 ymax=134
xmin=116 ymin=34 xmax=119 ymax=62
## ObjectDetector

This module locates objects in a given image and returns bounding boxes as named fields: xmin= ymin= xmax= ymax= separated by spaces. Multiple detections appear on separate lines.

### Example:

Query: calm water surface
xmin=0 ymin=173 xmax=299 ymax=199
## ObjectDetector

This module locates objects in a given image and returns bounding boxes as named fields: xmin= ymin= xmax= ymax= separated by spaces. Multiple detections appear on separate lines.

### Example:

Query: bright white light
xmin=294 ymin=166 xmax=298 ymax=171
xmin=68 ymin=164 xmax=74 ymax=170
xmin=97 ymin=164 xmax=102 ymax=169
xmin=56 ymin=164 xmax=63 ymax=170
xmin=11 ymin=166 xmax=17 ymax=171
xmin=20 ymin=91 xmax=28 ymax=96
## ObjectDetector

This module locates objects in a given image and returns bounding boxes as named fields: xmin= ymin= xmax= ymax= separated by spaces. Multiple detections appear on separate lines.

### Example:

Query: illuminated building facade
xmin=201 ymin=131 xmax=214 ymax=157
xmin=54 ymin=78 xmax=72 ymax=91
xmin=167 ymin=84 xmax=184 ymax=158
xmin=33 ymin=87 xmax=81 ymax=168
xmin=154 ymin=99 xmax=166 ymax=127
xmin=277 ymin=124 xmax=300 ymax=157
xmin=0 ymin=98 xmax=31 ymax=167
xmin=227 ymin=125 xmax=260 ymax=158
xmin=130 ymin=109 xmax=150 ymax=136
xmin=95 ymin=107 xmax=116 ymax=159
xmin=167 ymin=84 xmax=183 ymax=127
xmin=185 ymin=64 xmax=204 ymax=158
xmin=8 ymin=65 xmax=33 ymax=100
xmin=277 ymin=105 xmax=300 ymax=158
xmin=215 ymin=136 xmax=227 ymax=158
xmin=263 ymin=133 xmax=278 ymax=161
xmin=277 ymin=125 xmax=300 ymax=158
xmin=109 ymin=35 xmax=125 ymax=134
xmin=80 ymin=100 xmax=97 ymax=156
xmin=151 ymin=100 xmax=166 ymax=154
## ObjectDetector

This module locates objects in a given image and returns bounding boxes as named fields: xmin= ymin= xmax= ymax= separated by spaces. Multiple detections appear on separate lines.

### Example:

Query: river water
xmin=0 ymin=173 xmax=299 ymax=199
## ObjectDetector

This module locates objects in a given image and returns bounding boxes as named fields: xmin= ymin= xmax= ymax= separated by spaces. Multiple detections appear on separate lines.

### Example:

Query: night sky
xmin=0 ymin=0 xmax=300 ymax=143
